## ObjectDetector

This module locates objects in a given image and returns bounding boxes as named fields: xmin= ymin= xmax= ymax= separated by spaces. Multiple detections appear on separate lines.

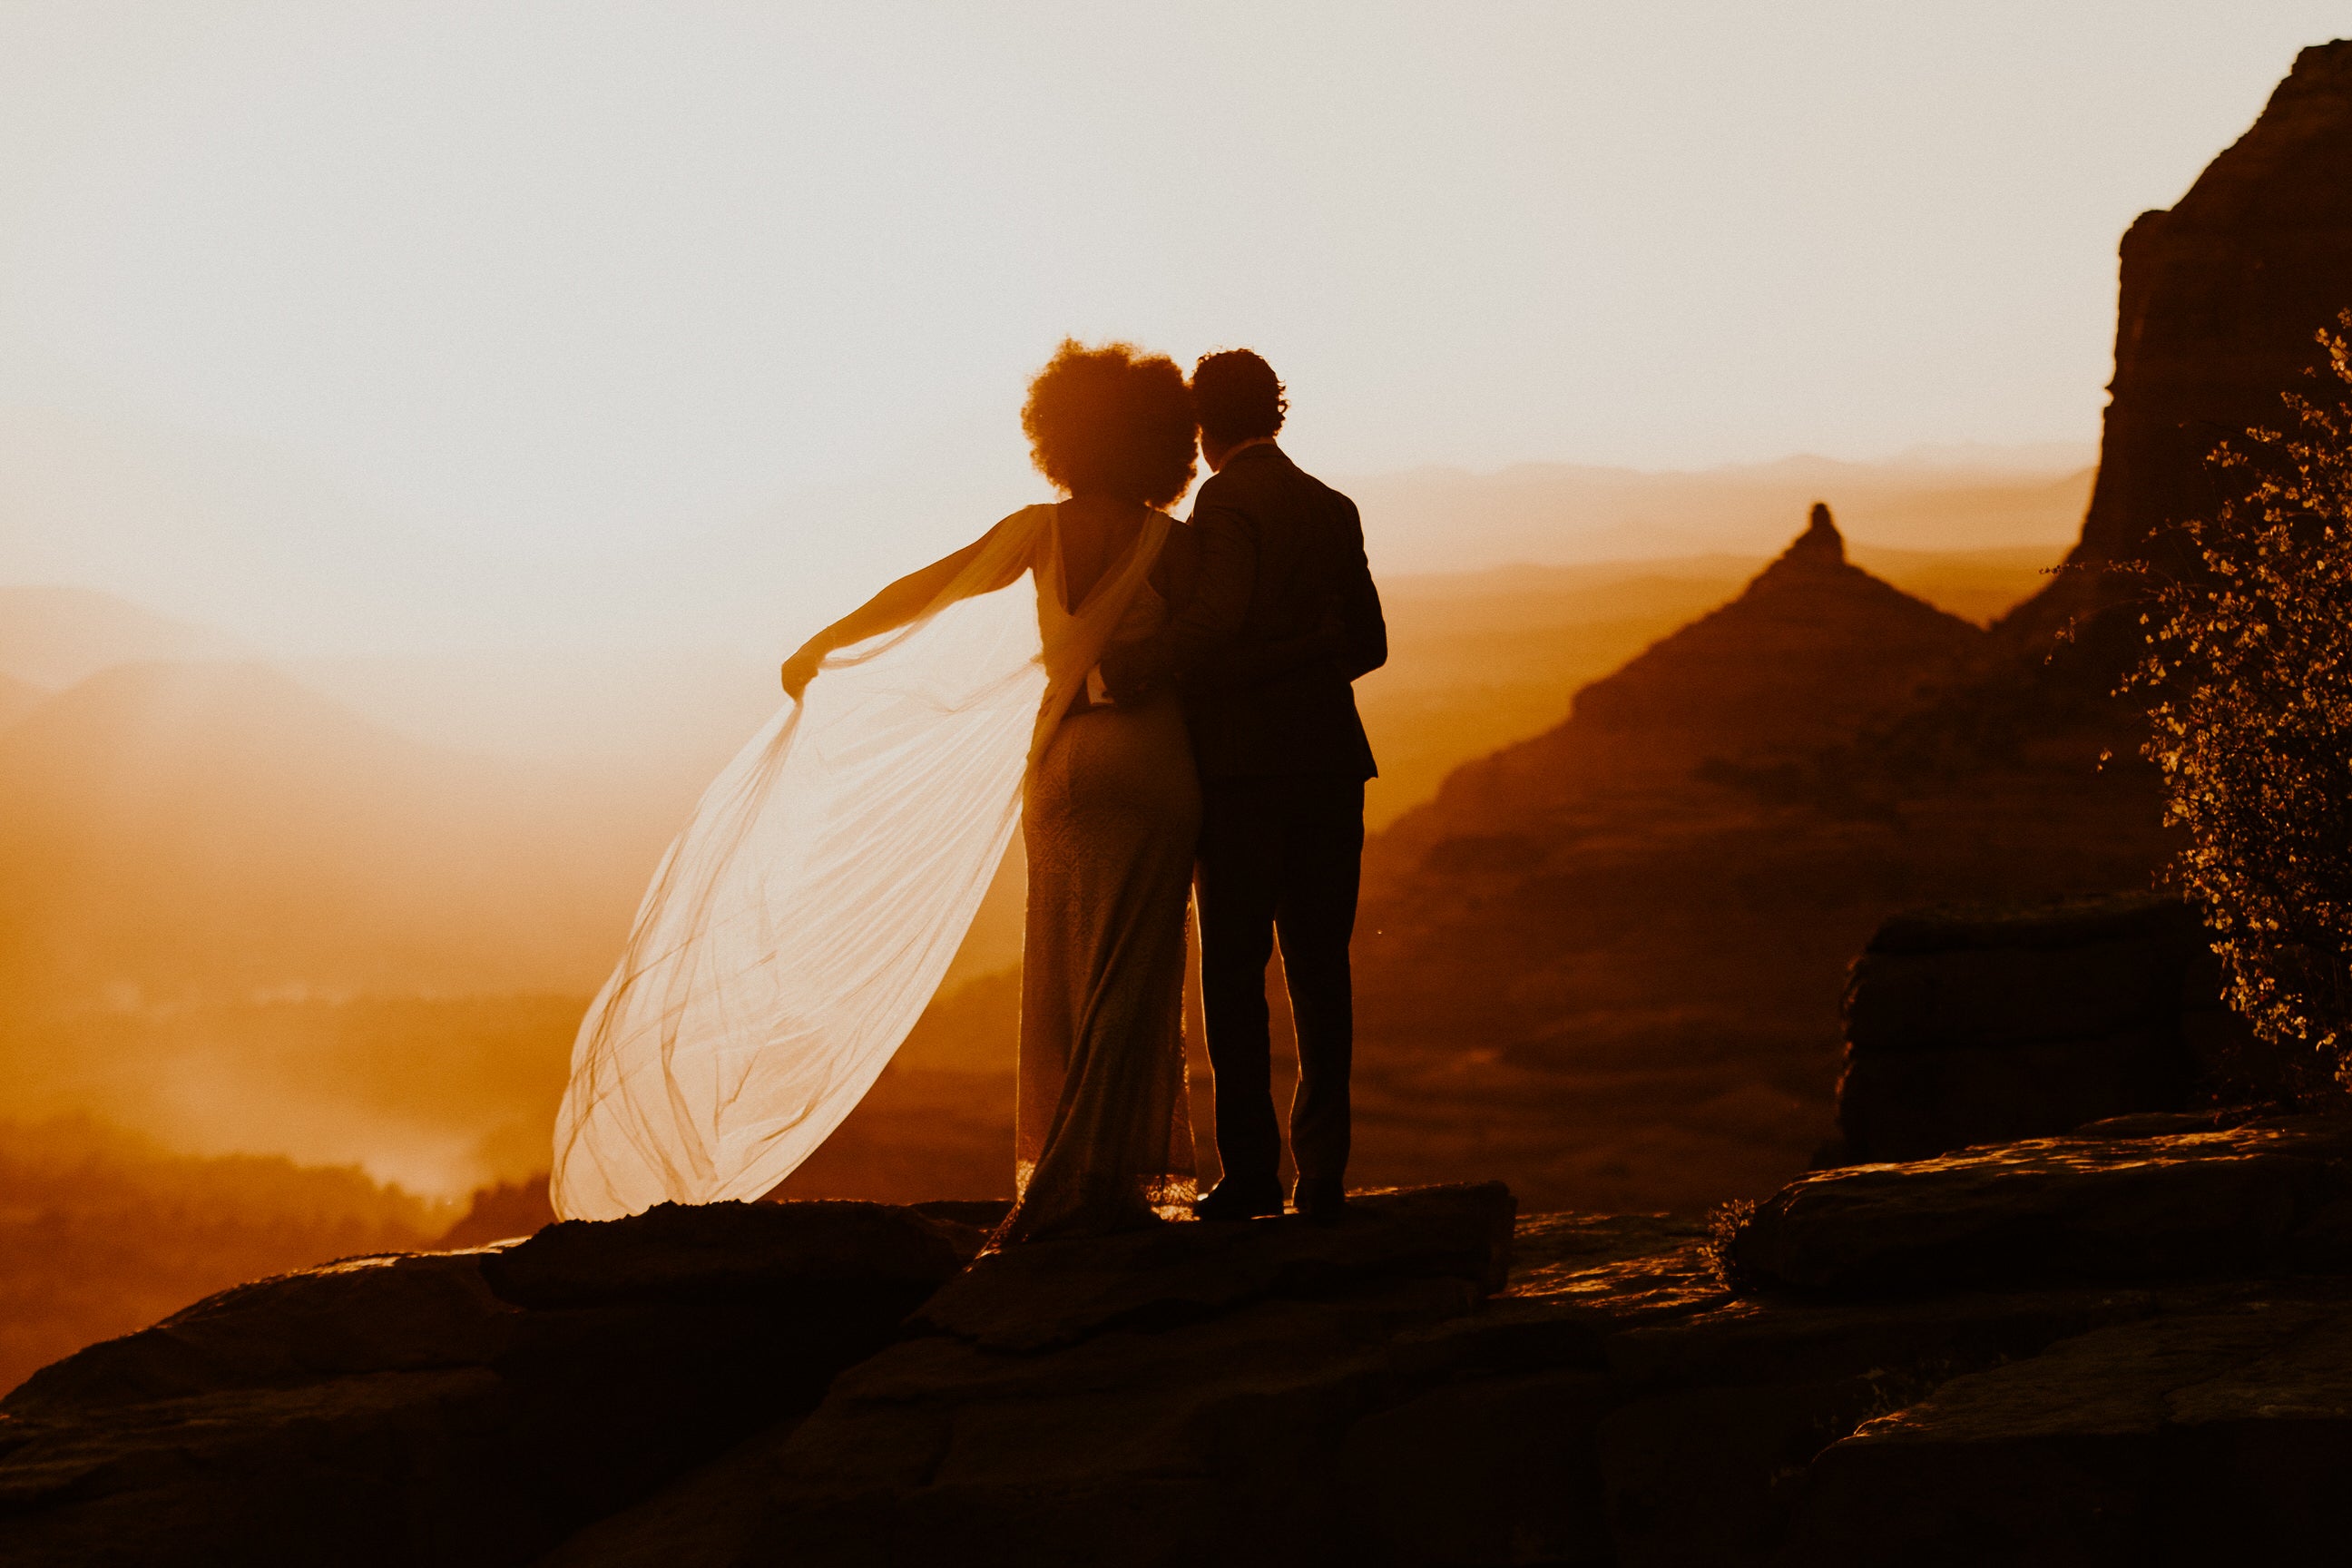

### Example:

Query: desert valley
xmin=0 ymin=473 xmax=2082 ymax=1387
xmin=7 ymin=20 xmax=2352 ymax=1565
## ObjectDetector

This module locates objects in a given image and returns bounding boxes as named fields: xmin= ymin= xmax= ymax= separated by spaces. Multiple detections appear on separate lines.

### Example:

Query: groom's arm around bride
xmin=1102 ymin=348 xmax=1386 ymax=1225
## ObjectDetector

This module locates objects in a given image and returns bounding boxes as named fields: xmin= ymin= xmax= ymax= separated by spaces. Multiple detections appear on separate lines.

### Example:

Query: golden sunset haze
xmin=0 ymin=11 xmax=2343 ymax=1205
xmin=0 ymin=4 xmax=2340 ymax=658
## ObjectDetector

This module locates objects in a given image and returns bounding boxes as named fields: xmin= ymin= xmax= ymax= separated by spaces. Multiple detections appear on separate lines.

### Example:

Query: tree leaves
xmin=2124 ymin=311 xmax=2352 ymax=1090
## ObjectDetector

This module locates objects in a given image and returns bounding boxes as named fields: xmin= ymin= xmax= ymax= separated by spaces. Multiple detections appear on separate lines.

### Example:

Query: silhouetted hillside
xmin=433 ymin=1173 xmax=557 ymax=1249
xmin=1356 ymin=561 xmax=1751 ymax=827
xmin=0 ymin=671 xmax=42 ymax=730
xmin=0 ymin=1115 xmax=436 ymax=1396
xmin=0 ymin=585 xmax=245 ymax=689
xmin=2061 ymin=41 xmax=2352 ymax=603
xmin=1355 ymin=542 xmax=2063 ymax=828
xmin=1582 ymin=512 xmax=1978 ymax=755
xmin=1846 ymin=542 xmax=2068 ymax=627
xmin=0 ymin=662 xmax=662 ymax=1003
xmin=0 ymin=995 xmax=583 ymax=1198
xmin=1350 ymin=508 xmax=2170 ymax=1210
xmin=1373 ymin=508 xmax=1984 ymax=878
xmin=1991 ymin=40 xmax=2352 ymax=691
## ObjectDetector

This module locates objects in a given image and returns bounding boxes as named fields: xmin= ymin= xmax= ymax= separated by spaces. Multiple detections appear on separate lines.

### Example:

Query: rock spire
xmin=2009 ymin=37 xmax=2352 ymax=647
xmin=1785 ymin=501 xmax=1846 ymax=565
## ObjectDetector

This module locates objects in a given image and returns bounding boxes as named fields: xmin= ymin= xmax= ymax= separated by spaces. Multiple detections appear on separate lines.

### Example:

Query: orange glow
xmin=0 ymin=5 xmax=2337 ymax=1393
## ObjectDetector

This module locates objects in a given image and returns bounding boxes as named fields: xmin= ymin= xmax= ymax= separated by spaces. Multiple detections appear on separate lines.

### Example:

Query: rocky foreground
xmin=5 ymin=1117 xmax=2351 ymax=1566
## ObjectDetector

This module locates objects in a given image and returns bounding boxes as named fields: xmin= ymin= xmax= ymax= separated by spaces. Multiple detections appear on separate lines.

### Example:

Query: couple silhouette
xmin=553 ymin=343 xmax=1385 ymax=1247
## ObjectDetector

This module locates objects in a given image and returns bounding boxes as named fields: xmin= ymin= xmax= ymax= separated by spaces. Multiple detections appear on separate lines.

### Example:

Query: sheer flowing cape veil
xmin=550 ymin=504 xmax=1172 ymax=1220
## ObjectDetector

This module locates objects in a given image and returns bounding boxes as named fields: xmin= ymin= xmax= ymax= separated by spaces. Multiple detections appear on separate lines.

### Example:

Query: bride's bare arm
xmin=780 ymin=525 xmax=1023 ymax=698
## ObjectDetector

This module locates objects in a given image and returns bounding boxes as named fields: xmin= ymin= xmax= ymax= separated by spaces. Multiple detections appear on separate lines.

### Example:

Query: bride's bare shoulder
xmin=996 ymin=502 xmax=1056 ymax=531
xmin=982 ymin=504 xmax=1056 ymax=551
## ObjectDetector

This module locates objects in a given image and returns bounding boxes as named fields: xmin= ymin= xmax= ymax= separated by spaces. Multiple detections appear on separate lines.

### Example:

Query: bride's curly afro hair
xmin=1022 ymin=339 xmax=1198 ymax=508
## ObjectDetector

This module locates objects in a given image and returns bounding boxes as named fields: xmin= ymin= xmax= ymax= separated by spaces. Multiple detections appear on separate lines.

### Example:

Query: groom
xmin=1102 ymin=348 xmax=1387 ymax=1224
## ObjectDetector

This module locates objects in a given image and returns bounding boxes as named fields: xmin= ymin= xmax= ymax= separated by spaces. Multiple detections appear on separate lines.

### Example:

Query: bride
xmin=550 ymin=341 xmax=1206 ymax=1243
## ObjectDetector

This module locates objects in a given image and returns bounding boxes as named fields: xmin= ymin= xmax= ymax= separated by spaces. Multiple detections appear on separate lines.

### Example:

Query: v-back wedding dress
xmin=1002 ymin=516 xmax=1199 ymax=1243
xmin=550 ymin=503 xmax=1196 ymax=1240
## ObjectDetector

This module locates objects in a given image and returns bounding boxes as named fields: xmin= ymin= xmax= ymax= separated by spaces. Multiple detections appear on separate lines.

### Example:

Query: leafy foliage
xmin=2129 ymin=314 xmax=2352 ymax=1090
xmin=1701 ymin=1198 xmax=1759 ymax=1296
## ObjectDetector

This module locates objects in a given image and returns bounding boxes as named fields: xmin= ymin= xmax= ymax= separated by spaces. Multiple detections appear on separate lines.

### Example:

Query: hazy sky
xmin=1 ymin=3 xmax=2347 ymax=652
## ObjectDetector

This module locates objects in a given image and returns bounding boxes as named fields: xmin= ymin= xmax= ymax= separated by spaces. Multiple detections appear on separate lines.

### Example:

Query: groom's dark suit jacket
xmin=1109 ymin=443 xmax=1387 ymax=777
xmin=1104 ymin=440 xmax=1383 ymax=1191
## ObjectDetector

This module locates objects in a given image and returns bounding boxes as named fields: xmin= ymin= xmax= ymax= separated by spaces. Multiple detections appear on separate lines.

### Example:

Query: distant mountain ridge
xmin=1545 ymin=506 xmax=1983 ymax=773
xmin=1349 ymin=505 xmax=2166 ymax=1210
xmin=0 ymin=673 xmax=42 ymax=731
xmin=0 ymin=524 xmax=2071 ymax=1200
xmin=0 ymin=401 xmax=2093 ymax=665
xmin=1347 ymin=42 xmax=2352 ymax=1212
xmin=0 ymin=661 xmax=663 ymax=1004
xmin=1348 ymin=454 xmax=2093 ymax=575
xmin=0 ymin=586 xmax=246 ymax=689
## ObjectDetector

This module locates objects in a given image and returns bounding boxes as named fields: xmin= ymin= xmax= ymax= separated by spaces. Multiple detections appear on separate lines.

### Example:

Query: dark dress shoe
xmin=1292 ymin=1176 xmax=1348 ymax=1225
xmin=1193 ymin=1179 xmax=1284 ymax=1221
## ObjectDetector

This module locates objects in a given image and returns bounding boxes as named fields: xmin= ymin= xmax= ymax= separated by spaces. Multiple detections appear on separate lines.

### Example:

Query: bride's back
xmin=1052 ymin=495 xmax=1155 ymax=609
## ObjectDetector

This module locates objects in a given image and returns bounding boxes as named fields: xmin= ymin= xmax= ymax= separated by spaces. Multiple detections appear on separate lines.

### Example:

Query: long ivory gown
xmin=998 ymin=517 xmax=1200 ymax=1244
xmin=549 ymin=500 xmax=1198 ymax=1234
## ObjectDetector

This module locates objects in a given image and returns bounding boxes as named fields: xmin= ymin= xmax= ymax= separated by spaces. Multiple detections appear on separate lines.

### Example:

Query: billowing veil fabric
xmin=551 ymin=504 xmax=1190 ymax=1223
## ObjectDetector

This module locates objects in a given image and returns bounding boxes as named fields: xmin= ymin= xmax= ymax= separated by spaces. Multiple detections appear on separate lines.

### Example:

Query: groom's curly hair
xmin=1023 ymin=340 xmax=1198 ymax=508
xmin=1191 ymin=348 xmax=1286 ymax=446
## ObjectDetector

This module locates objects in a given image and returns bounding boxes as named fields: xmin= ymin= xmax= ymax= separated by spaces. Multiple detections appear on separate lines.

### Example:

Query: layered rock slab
xmin=1732 ymin=1114 xmax=2352 ymax=1295
xmin=16 ymin=1132 xmax=2352 ymax=1568
xmin=1348 ymin=1220 xmax=2155 ymax=1568
xmin=0 ymin=1200 xmax=976 ymax=1567
xmin=544 ymin=1183 xmax=1520 ymax=1567
xmin=2067 ymin=39 xmax=2352 ymax=590
xmin=1835 ymin=894 xmax=2235 ymax=1161
xmin=1718 ymin=1115 xmax=2352 ymax=1563
xmin=1788 ymin=1292 xmax=2352 ymax=1565
xmin=542 ymin=1189 xmax=2177 ymax=1568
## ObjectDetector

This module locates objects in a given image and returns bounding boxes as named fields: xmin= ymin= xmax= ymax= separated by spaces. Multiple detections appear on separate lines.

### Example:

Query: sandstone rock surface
xmin=550 ymin=1137 xmax=2352 ymax=1567
xmin=544 ymin=1183 xmax=1522 ymax=1567
xmin=0 ymin=1200 xmax=976 ymax=1567
xmin=1994 ymin=36 xmax=2352 ymax=682
xmin=1789 ymin=1292 xmax=2352 ymax=1565
xmin=7 ymin=1147 xmax=2352 ymax=1566
xmin=1735 ymin=1115 xmax=2352 ymax=1295
xmin=2069 ymin=39 xmax=2352 ymax=585
xmin=1836 ymin=893 xmax=2244 ymax=1161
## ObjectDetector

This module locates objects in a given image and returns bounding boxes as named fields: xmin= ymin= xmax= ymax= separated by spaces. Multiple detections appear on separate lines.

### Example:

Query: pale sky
xmin=0 ymin=3 xmax=2346 ymax=653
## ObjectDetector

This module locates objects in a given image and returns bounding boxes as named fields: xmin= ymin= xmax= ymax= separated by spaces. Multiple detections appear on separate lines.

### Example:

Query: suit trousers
xmin=1193 ymin=772 xmax=1365 ymax=1191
